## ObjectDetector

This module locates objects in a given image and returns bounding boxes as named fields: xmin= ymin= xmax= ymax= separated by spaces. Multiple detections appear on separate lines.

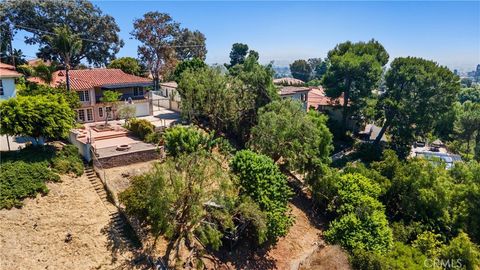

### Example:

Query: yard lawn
xmin=0 ymin=173 xmax=134 ymax=270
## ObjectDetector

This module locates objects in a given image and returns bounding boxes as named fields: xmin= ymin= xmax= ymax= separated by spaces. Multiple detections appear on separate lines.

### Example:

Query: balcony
xmin=95 ymin=93 xmax=147 ymax=103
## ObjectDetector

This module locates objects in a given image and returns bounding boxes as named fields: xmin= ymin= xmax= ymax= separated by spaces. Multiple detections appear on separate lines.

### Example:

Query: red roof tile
xmin=273 ymin=77 xmax=305 ymax=85
xmin=0 ymin=62 xmax=22 ymax=78
xmin=307 ymin=87 xmax=346 ymax=108
xmin=279 ymin=86 xmax=310 ymax=96
xmin=50 ymin=69 xmax=152 ymax=91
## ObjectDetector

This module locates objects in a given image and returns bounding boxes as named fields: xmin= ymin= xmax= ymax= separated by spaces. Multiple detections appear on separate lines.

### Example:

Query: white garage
xmin=134 ymin=102 xmax=150 ymax=117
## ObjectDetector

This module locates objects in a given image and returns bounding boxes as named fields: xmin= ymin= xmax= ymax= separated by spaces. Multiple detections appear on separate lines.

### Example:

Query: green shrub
xmin=0 ymin=144 xmax=83 ymax=209
xmin=231 ymin=150 xmax=294 ymax=242
xmin=354 ymin=142 xmax=384 ymax=163
xmin=351 ymin=242 xmax=429 ymax=270
xmin=127 ymin=119 xmax=155 ymax=140
xmin=323 ymin=173 xmax=393 ymax=253
xmin=163 ymin=125 xmax=212 ymax=157
xmin=440 ymin=232 xmax=480 ymax=270
xmin=52 ymin=145 xmax=84 ymax=176
xmin=0 ymin=161 xmax=60 ymax=209
xmin=145 ymin=131 xmax=161 ymax=144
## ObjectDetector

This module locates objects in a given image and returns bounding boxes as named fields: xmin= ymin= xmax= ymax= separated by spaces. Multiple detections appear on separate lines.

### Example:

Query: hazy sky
xmin=13 ymin=1 xmax=480 ymax=71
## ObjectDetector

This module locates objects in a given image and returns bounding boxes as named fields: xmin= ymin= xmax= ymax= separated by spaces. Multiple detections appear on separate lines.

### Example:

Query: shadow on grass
xmin=1 ymin=145 xmax=57 ymax=164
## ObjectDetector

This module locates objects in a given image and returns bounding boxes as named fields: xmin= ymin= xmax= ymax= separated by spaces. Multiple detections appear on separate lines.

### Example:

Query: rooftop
xmin=29 ymin=68 xmax=152 ymax=91
xmin=279 ymin=86 xmax=311 ymax=96
xmin=0 ymin=62 xmax=22 ymax=78
xmin=307 ymin=87 xmax=345 ymax=108
xmin=159 ymin=81 xmax=178 ymax=88
xmin=273 ymin=77 xmax=305 ymax=86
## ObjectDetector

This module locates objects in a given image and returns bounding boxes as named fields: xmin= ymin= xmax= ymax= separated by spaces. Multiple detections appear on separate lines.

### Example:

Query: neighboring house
xmin=359 ymin=123 xmax=387 ymax=143
xmin=273 ymin=77 xmax=305 ymax=86
xmin=411 ymin=140 xmax=462 ymax=169
xmin=0 ymin=62 xmax=22 ymax=100
xmin=159 ymin=81 xmax=179 ymax=99
xmin=278 ymin=86 xmax=310 ymax=110
xmin=27 ymin=58 xmax=52 ymax=67
xmin=307 ymin=87 xmax=360 ymax=132
xmin=158 ymin=81 xmax=181 ymax=111
xmin=29 ymin=68 xmax=154 ymax=123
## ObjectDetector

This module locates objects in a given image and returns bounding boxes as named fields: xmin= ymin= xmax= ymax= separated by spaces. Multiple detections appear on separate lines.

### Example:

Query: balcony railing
xmin=95 ymin=93 xmax=147 ymax=103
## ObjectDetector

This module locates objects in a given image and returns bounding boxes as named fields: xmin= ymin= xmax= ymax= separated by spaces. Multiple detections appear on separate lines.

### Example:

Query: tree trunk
xmin=474 ymin=132 xmax=480 ymax=161
xmin=340 ymin=78 xmax=352 ymax=136
xmin=374 ymin=119 xmax=391 ymax=145
xmin=66 ymin=64 xmax=71 ymax=92
xmin=105 ymin=104 xmax=110 ymax=126
xmin=153 ymin=74 xmax=160 ymax=92
xmin=341 ymin=89 xmax=350 ymax=135
xmin=164 ymin=236 xmax=180 ymax=267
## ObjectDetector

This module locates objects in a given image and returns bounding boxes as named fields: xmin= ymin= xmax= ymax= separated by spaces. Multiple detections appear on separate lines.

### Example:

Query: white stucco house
xmin=0 ymin=62 xmax=22 ymax=100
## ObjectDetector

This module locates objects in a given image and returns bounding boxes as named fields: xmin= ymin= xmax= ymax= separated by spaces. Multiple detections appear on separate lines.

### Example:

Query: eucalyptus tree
xmin=2 ymin=0 xmax=123 ymax=66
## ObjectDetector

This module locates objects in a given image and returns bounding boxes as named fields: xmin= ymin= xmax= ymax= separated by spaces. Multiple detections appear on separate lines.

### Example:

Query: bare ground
xmin=209 ymin=191 xmax=350 ymax=270
xmin=0 ymin=173 xmax=134 ymax=270
xmin=298 ymin=245 xmax=351 ymax=270
xmin=102 ymin=161 xmax=352 ymax=270
xmin=103 ymin=160 xmax=158 ymax=198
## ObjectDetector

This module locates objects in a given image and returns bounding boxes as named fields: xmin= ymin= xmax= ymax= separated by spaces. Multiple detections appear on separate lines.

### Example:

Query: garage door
xmin=135 ymin=103 xmax=149 ymax=116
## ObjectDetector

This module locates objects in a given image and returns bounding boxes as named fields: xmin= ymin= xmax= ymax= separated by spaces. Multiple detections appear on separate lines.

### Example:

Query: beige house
xmin=29 ymin=68 xmax=154 ymax=123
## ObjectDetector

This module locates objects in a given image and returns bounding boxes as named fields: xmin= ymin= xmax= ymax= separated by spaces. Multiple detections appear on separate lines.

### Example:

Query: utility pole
xmin=9 ymin=27 xmax=15 ymax=68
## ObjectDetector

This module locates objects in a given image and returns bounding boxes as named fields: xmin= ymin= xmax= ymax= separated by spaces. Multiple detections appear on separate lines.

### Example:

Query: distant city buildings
xmin=453 ymin=64 xmax=480 ymax=84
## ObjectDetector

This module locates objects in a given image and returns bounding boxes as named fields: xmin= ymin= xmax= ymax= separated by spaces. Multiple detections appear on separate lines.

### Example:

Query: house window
xmin=77 ymin=109 xmax=85 ymax=122
xmin=78 ymin=90 xmax=90 ymax=102
xmin=99 ymin=107 xmax=104 ymax=118
xmin=86 ymin=108 xmax=93 ymax=122
xmin=133 ymin=87 xmax=144 ymax=97
xmin=0 ymin=80 xmax=3 ymax=96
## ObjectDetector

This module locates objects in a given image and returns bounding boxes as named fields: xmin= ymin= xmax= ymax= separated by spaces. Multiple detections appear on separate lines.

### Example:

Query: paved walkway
xmin=0 ymin=135 xmax=27 ymax=151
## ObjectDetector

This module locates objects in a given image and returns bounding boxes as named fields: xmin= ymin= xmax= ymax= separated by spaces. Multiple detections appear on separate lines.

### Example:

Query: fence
xmin=152 ymin=95 xmax=181 ymax=112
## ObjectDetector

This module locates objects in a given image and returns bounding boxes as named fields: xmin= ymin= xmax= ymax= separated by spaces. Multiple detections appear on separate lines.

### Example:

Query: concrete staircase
xmin=94 ymin=131 xmax=129 ymax=141
xmin=84 ymin=165 xmax=136 ymax=246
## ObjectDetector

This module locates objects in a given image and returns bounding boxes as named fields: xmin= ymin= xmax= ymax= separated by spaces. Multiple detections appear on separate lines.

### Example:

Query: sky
xmin=12 ymin=1 xmax=480 ymax=72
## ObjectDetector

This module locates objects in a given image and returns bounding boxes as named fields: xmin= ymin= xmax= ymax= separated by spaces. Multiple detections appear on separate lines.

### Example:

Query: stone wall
xmin=94 ymin=148 xmax=163 ymax=169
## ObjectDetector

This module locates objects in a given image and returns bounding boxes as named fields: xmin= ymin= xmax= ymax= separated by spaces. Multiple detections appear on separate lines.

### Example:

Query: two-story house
xmin=31 ymin=68 xmax=154 ymax=123
xmin=278 ymin=86 xmax=310 ymax=110
xmin=0 ymin=62 xmax=22 ymax=100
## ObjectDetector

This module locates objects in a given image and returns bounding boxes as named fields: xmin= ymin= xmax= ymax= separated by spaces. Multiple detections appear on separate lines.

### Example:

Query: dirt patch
xmin=212 ymin=191 xmax=333 ymax=270
xmin=103 ymin=160 xmax=158 ymax=197
xmin=298 ymin=245 xmax=351 ymax=270
xmin=0 ymin=174 xmax=134 ymax=270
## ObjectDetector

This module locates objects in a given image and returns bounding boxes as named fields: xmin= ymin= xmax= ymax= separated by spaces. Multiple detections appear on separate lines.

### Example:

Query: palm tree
xmin=33 ymin=62 xmax=57 ymax=85
xmin=44 ymin=26 xmax=82 ymax=92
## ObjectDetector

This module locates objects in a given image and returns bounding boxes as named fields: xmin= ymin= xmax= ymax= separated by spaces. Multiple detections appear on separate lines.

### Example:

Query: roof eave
xmin=101 ymin=82 xmax=154 ymax=89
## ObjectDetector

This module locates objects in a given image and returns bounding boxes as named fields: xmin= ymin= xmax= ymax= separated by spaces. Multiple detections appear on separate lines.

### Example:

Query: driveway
xmin=0 ymin=135 xmax=26 ymax=151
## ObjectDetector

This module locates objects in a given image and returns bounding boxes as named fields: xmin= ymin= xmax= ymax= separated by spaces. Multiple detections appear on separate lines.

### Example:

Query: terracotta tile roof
xmin=279 ymin=86 xmax=311 ymax=96
xmin=27 ymin=58 xmax=52 ymax=67
xmin=273 ymin=77 xmax=305 ymax=85
xmin=50 ymin=69 xmax=152 ymax=91
xmin=0 ymin=62 xmax=22 ymax=78
xmin=307 ymin=87 xmax=346 ymax=108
